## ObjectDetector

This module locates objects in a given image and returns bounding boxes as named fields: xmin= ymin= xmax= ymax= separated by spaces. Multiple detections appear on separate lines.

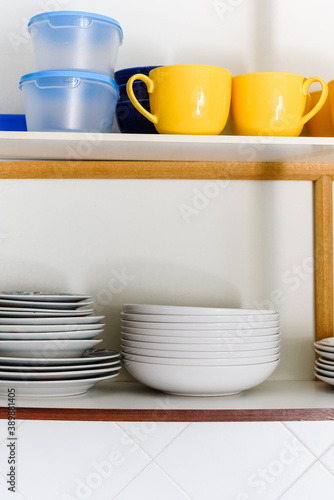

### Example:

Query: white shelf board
xmin=0 ymin=132 xmax=334 ymax=162
xmin=1 ymin=380 xmax=333 ymax=411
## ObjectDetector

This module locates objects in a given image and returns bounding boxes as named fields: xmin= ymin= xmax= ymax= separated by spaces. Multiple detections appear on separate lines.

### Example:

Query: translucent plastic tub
xmin=19 ymin=70 xmax=119 ymax=133
xmin=28 ymin=11 xmax=123 ymax=77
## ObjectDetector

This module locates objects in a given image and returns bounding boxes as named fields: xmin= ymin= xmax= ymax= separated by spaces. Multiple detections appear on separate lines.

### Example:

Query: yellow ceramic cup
xmin=126 ymin=64 xmax=232 ymax=134
xmin=306 ymin=90 xmax=334 ymax=137
xmin=231 ymin=72 xmax=328 ymax=136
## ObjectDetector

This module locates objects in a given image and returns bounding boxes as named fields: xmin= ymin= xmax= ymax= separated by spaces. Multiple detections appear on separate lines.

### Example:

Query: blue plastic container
xmin=28 ymin=11 xmax=123 ymax=77
xmin=0 ymin=115 xmax=27 ymax=131
xmin=19 ymin=70 xmax=119 ymax=133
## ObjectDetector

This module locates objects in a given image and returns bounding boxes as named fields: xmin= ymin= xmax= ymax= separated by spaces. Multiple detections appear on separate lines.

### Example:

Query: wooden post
xmin=315 ymin=175 xmax=334 ymax=340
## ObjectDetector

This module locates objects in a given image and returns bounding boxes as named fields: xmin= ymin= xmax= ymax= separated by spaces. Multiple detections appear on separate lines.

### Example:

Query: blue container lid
xmin=19 ymin=70 xmax=120 ymax=95
xmin=0 ymin=115 xmax=27 ymax=131
xmin=28 ymin=11 xmax=123 ymax=42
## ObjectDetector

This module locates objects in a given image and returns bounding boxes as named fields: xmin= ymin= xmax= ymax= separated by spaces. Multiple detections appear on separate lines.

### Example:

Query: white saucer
xmin=0 ymin=316 xmax=104 ymax=325
xmin=0 ymin=298 xmax=93 ymax=310
xmin=0 ymin=329 xmax=104 ymax=340
xmin=0 ymin=372 xmax=118 ymax=397
xmin=0 ymin=350 xmax=120 ymax=366
xmin=0 ymin=365 xmax=121 ymax=381
xmin=0 ymin=359 xmax=121 ymax=371
xmin=0 ymin=323 xmax=105 ymax=332
xmin=0 ymin=339 xmax=102 ymax=358
xmin=0 ymin=292 xmax=91 ymax=302
xmin=315 ymin=348 xmax=334 ymax=360
xmin=315 ymin=372 xmax=334 ymax=386
xmin=0 ymin=307 xmax=94 ymax=317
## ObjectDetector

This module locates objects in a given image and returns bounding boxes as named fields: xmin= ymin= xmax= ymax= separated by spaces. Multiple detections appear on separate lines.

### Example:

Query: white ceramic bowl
xmin=122 ymin=351 xmax=279 ymax=366
xmin=123 ymin=358 xmax=280 ymax=396
xmin=121 ymin=329 xmax=280 ymax=342
xmin=0 ymin=339 xmax=102 ymax=358
xmin=121 ymin=319 xmax=279 ymax=331
xmin=121 ymin=345 xmax=280 ymax=358
xmin=121 ymin=312 xmax=279 ymax=323
xmin=123 ymin=304 xmax=278 ymax=315
xmin=121 ymin=337 xmax=280 ymax=351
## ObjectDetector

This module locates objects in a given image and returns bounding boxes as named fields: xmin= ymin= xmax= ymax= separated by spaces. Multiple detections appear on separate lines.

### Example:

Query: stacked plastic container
xmin=19 ymin=11 xmax=123 ymax=133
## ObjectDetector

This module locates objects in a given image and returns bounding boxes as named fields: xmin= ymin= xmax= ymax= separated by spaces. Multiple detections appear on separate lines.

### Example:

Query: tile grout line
xmin=114 ymin=422 xmax=193 ymax=499
xmin=281 ymin=422 xmax=319 ymax=459
xmin=275 ymin=457 xmax=326 ymax=499
xmin=149 ymin=423 xmax=192 ymax=461
xmin=112 ymin=458 xmax=155 ymax=500
xmin=282 ymin=421 xmax=334 ymax=474
xmin=115 ymin=421 xmax=191 ymax=461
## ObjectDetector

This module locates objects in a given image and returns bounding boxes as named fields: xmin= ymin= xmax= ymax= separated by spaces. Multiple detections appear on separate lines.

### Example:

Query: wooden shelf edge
xmin=0 ymin=407 xmax=333 ymax=422
xmin=2 ymin=160 xmax=334 ymax=180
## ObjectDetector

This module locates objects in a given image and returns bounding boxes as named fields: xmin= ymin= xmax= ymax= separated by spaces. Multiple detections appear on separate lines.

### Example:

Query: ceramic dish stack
xmin=314 ymin=338 xmax=334 ymax=385
xmin=0 ymin=292 xmax=121 ymax=397
xmin=121 ymin=304 xmax=280 ymax=396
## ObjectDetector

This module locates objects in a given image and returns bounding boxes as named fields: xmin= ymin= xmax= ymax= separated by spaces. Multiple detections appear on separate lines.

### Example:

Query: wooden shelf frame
xmin=0 ymin=158 xmax=333 ymax=421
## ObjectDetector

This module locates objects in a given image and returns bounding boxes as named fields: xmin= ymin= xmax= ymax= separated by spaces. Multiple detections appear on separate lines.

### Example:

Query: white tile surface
xmin=0 ymin=473 xmax=26 ymax=500
xmin=279 ymin=461 xmax=334 ymax=499
xmin=117 ymin=422 xmax=188 ymax=458
xmin=114 ymin=462 xmax=191 ymax=500
xmin=155 ymin=422 xmax=316 ymax=500
xmin=0 ymin=420 xmax=7 ymax=446
xmin=0 ymin=420 xmax=151 ymax=500
xmin=284 ymin=421 xmax=334 ymax=457
xmin=319 ymin=443 xmax=334 ymax=474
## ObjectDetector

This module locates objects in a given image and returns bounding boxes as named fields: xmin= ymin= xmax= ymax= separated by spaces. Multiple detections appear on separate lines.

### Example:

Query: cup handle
xmin=126 ymin=74 xmax=158 ymax=124
xmin=299 ymin=77 xmax=328 ymax=127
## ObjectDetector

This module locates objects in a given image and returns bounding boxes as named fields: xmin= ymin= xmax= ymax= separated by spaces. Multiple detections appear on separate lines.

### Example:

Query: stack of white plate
xmin=121 ymin=304 xmax=280 ymax=396
xmin=314 ymin=338 xmax=334 ymax=386
xmin=0 ymin=292 xmax=121 ymax=397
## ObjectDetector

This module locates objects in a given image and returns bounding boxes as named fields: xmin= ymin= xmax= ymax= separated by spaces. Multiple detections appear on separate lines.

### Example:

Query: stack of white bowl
xmin=121 ymin=304 xmax=280 ymax=396
xmin=314 ymin=338 xmax=334 ymax=386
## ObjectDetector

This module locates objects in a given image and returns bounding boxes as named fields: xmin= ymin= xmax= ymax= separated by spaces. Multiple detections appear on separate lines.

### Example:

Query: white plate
xmin=122 ymin=352 xmax=280 ymax=366
xmin=315 ymin=357 xmax=334 ymax=366
xmin=121 ymin=319 xmax=279 ymax=331
xmin=0 ymin=323 xmax=105 ymax=332
xmin=121 ymin=312 xmax=279 ymax=323
xmin=0 ymin=349 xmax=120 ymax=366
xmin=315 ymin=348 xmax=334 ymax=360
xmin=0 ymin=372 xmax=118 ymax=397
xmin=0 ymin=316 xmax=104 ymax=325
xmin=121 ymin=329 xmax=281 ymax=342
xmin=121 ymin=345 xmax=280 ymax=358
xmin=0 ymin=359 xmax=121 ymax=371
xmin=121 ymin=338 xmax=281 ymax=351
xmin=0 ymin=329 xmax=104 ymax=340
xmin=0 ymin=365 xmax=121 ymax=381
xmin=0 ymin=298 xmax=93 ymax=310
xmin=315 ymin=372 xmax=334 ymax=386
xmin=123 ymin=358 xmax=279 ymax=396
xmin=0 ymin=292 xmax=91 ymax=302
xmin=314 ymin=337 xmax=334 ymax=349
xmin=0 ymin=339 xmax=102 ymax=358
xmin=124 ymin=304 xmax=278 ymax=315
xmin=315 ymin=366 xmax=334 ymax=377
xmin=0 ymin=307 xmax=94 ymax=317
